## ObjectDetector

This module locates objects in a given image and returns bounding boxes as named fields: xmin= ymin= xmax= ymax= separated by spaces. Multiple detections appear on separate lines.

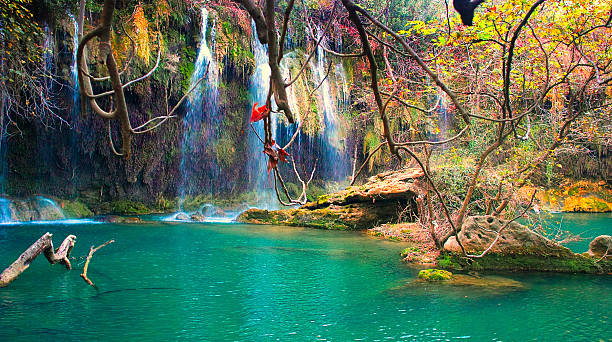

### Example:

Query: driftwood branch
xmin=80 ymin=240 xmax=114 ymax=287
xmin=0 ymin=233 xmax=76 ymax=287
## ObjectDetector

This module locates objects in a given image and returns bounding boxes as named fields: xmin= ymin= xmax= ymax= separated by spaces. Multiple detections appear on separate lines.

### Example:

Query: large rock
xmin=237 ymin=168 xmax=424 ymax=230
xmin=303 ymin=168 xmax=424 ymax=209
xmin=238 ymin=201 xmax=408 ymax=230
xmin=6 ymin=197 xmax=65 ymax=222
xmin=444 ymin=215 xmax=572 ymax=257
xmin=440 ymin=216 xmax=612 ymax=274
xmin=587 ymin=235 xmax=612 ymax=258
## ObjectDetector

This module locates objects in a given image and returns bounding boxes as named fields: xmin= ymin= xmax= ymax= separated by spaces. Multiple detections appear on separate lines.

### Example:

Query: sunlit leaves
xmin=133 ymin=5 xmax=151 ymax=65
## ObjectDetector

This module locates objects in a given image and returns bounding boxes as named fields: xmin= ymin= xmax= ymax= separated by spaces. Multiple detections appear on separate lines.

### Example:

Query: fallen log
xmin=0 ymin=233 xmax=76 ymax=287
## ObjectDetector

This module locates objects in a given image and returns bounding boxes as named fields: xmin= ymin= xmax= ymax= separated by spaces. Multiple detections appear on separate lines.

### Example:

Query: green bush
xmin=110 ymin=200 xmax=151 ymax=215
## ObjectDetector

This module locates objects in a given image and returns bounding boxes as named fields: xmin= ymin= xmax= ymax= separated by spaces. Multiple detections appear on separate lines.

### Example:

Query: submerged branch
xmin=81 ymin=240 xmax=115 ymax=288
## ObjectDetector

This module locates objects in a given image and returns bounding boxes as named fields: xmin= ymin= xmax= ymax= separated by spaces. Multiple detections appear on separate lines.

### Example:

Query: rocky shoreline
xmin=2 ymin=169 xmax=610 ymax=274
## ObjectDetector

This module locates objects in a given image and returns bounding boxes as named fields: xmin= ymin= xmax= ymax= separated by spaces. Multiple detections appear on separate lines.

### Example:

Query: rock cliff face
xmin=237 ymin=168 xmax=424 ymax=230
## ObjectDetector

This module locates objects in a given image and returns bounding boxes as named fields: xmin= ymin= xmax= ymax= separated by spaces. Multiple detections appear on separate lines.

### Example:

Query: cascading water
xmin=247 ymin=20 xmax=279 ymax=209
xmin=35 ymin=196 xmax=65 ymax=220
xmin=311 ymin=32 xmax=349 ymax=182
xmin=246 ymin=25 xmax=353 ymax=208
xmin=68 ymin=13 xmax=80 ymax=191
xmin=36 ymin=26 xmax=56 ymax=184
xmin=178 ymin=6 xmax=219 ymax=207
xmin=0 ymin=30 xmax=6 ymax=194
xmin=0 ymin=198 xmax=12 ymax=223
xmin=0 ymin=196 xmax=66 ymax=223
xmin=69 ymin=14 xmax=79 ymax=93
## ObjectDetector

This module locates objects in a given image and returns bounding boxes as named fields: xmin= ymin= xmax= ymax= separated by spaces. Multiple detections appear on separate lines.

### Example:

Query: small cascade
xmin=178 ymin=6 xmax=220 ymax=205
xmin=0 ymin=196 xmax=65 ymax=223
xmin=68 ymin=14 xmax=79 ymax=92
xmin=0 ymin=113 xmax=7 ymax=195
xmin=0 ymin=198 xmax=12 ymax=223
xmin=246 ymin=25 xmax=353 ymax=208
xmin=35 ymin=196 xmax=66 ymax=220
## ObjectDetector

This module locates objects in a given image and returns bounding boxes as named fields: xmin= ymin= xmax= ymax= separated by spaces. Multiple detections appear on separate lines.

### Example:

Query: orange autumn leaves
xmin=250 ymin=102 xmax=269 ymax=122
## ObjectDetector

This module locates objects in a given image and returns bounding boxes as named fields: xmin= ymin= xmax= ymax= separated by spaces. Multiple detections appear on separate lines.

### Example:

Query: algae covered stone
xmin=417 ymin=269 xmax=453 ymax=281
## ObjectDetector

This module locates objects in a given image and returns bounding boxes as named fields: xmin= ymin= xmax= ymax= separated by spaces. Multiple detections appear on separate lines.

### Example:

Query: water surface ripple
xmin=0 ymin=215 xmax=610 ymax=341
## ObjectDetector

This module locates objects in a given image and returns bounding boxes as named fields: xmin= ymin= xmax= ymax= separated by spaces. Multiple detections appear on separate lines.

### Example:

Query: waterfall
xmin=247 ymin=20 xmax=279 ymax=209
xmin=36 ymin=26 xmax=56 ymax=186
xmin=0 ymin=26 xmax=7 ymax=194
xmin=311 ymin=31 xmax=349 ymax=182
xmin=178 ymin=6 xmax=219 ymax=206
xmin=69 ymin=14 xmax=79 ymax=92
xmin=68 ymin=13 xmax=80 ymax=192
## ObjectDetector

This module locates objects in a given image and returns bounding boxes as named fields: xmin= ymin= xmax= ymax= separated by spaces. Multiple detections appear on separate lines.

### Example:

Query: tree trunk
xmin=0 ymin=233 xmax=76 ymax=287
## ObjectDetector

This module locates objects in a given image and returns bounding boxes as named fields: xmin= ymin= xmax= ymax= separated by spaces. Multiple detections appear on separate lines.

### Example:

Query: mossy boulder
xmin=110 ymin=200 xmax=151 ymax=215
xmin=7 ymin=197 xmax=65 ymax=221
xmin=438 ymin=251 xmax=611 ymax=274
xmin=587 ymin=235 xmax=612 ymax=258
xmin=444 ymin=215 xmax=573 ymax=257
xmin=238 ymin=201 xmax=411 ymax=230
xmin=417 ymin=269 xmax=453 ymax=281
xmin=237 ymin=168 xmax=424 ymax=230
xmin=440 ymin=216 xmax=612 ymax=274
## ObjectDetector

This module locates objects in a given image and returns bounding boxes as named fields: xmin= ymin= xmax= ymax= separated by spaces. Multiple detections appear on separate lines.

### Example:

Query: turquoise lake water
xmin=0 ymin=213 xmax=610 ymax=341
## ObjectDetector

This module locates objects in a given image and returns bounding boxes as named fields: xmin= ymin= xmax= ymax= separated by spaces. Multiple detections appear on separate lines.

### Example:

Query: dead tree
xmin=0 ymin=233 xmax=76 ymax=287
xmin=77 ymin=0 xmax=206 ymax=157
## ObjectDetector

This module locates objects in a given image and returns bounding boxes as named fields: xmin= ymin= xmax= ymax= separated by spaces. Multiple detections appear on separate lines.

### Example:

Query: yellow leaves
xmin=155 ymin=0 xmax=170 ymax=23
xmin=133 ymin=5 xmax=150 ymax=66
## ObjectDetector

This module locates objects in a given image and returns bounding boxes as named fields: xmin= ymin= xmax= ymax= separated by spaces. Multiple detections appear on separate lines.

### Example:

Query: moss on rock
xmin=61 ymin=200 xmax=93 ymax=218
xmin=418 ymin=269 xmax=453 ymax=281
xmin=110 ymin=200 xmax=151 ymax=215
xmin=437 ymin=251 xmax=612 ymax=274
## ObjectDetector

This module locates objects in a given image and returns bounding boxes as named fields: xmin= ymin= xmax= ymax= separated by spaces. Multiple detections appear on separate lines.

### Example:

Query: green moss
xmin=62 ymin=200 xmax=93 ymax=218
xmin=110 ymin=200 xmax=151 ymax=215
xmin=437 ymin=253 xmax=461 ymax=269
xmin=418 ymin=269 xmax=453 ymax=281
xmin=401 ymin=246 xmax=421 ymax=257
xmin=317 ymin=194 xmax=330 ymax=206
xmin=437 ymin=252 xmax=611 ymax=274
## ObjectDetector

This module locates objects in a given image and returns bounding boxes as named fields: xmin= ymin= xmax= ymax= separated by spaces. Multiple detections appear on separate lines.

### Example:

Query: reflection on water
xmin=0 ymin=215 xmax=610 ymax=341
